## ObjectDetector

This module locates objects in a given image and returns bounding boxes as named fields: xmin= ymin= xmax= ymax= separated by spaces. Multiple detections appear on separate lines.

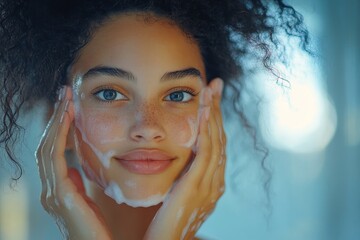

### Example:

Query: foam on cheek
xmin=73 ymin=90 xmax=115 ymax=169
xmin=180 ymin=116 xmax=198 ymax=148
xmin=73 ymin=132 xmax=107 ymax=188
xmin=75 ymin=123 xmax=115 ymax=169
xmin=104 ymin=181 xmax=169 ymax=207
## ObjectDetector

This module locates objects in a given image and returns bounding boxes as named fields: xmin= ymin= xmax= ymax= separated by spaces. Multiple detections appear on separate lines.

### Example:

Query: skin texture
xmin=35 ymin=13 xmax=226 ymax=240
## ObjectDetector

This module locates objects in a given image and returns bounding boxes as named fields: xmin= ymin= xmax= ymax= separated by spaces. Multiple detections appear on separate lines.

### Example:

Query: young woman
xmin=0 ymin=0 xmax=310 ymax=239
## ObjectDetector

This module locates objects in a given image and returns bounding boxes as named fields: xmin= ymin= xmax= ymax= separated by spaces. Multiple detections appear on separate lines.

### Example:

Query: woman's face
xmin=69 ymin=13 xmax=206 ymax=207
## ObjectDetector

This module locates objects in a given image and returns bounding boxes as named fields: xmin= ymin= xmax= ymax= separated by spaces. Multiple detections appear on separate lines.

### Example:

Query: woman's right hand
xmin=35 ymin=86 xmax=112 ymax=240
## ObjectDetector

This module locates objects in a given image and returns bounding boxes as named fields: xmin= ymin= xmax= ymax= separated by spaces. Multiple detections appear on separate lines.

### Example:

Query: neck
xmin=88 ymin=182 xmax=161 ymax=240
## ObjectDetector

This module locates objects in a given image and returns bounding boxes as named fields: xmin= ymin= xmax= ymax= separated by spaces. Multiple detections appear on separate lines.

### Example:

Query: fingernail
xmin=203 ymin=106 xmax=210 ymax=121
xmin=58 ymin=86 xmax=66 ymax=101
xmin=54 ymin=101 xmax=59 ymax=110
xmin=205 ymin=88 xmax=212 ymax=105
xmin=198 ymin=107 xmax=206 ymax=125
xmin=202 ymin=88 xmax=212 ymax=106
xmin=60 ymin=100 xmax=70 ymax=123
xmin=199 ymin=89 xmax=207 ymax=105
xmin=198 ymin=107 xmax=204 ymax=125
xmin=195 ymin=138 xmax=200 ymax=152
xmin=215 ymin=79 xmax=224 ymax=97
xmin=208 ymin=122 xmax=211 ymax=137
xmin=200 ymin=88 xmax=213 ymax=106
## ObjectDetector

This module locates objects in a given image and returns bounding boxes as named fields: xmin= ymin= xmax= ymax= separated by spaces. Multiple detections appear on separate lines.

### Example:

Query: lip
xmin=114 ymin=149 xmax=176 ymax=175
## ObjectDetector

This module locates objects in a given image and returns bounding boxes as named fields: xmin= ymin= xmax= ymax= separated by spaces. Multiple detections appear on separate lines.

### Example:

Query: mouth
xmin=114 ymin=149 xmax=176 ymax=175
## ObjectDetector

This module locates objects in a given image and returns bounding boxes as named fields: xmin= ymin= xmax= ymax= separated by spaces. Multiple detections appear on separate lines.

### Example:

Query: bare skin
xmin=35 ymin=13 xmax=226 ymax=240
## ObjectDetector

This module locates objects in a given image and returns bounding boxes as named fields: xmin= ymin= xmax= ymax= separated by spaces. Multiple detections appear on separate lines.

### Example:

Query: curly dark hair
xmin=0 ymin=0 xmax=310 ymax=184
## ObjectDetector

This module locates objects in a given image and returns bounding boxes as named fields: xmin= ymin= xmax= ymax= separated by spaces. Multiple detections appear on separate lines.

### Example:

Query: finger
xmin=185 ymin=104 xmax=211 ymax=184
xmin=68 ymin=168 xmax=86 ymax=194
xmin=211 ymin=154 xmax=226 ymax=201
xmin=51 ymin=99 xmax=74 ymax=181
xmin=48 ymin=96 xmax=75 ymax=208
xmin=208 ymin=78 xmax=226 ymax=146
xmin=38 ymin=86 xmax=67 ymax=152
xmin=36 ymin=86 xmax=68 ymax=198
xmin=46 ymin=88 xmax=73 ymax=188
xmin=48 ymin=86 xmax=73 ymax=150
xmin=42 ymin=86 xmax=73 ymax=198
xmin=201 ymin=105 xmax=222 ymax=187
xmin=208 ymin=78 xmax=223 ymax=118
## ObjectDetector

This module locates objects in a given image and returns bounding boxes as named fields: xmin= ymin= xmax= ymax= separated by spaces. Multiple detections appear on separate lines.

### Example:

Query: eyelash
xmin=92 ymin=86 xmax=127 ymax=103
xmin=164 ymin=87 xmax=198 ymax=104
xmin=91 ymin=86 xmax=199 ymax=103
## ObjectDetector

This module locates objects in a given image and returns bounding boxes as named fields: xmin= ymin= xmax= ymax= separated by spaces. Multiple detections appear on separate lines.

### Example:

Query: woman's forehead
xmin=70 ymin=13 xmax=206 ymax=81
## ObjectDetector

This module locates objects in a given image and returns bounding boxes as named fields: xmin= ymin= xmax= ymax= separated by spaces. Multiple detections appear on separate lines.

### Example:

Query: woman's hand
xmin=35 ymin=86 xmax=112 ymax=240
xmin=144 ymin=78 xmax=226 ymax=240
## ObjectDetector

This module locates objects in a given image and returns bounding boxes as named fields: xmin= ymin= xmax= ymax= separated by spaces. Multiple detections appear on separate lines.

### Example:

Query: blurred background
xmin=1 ymin=0 xmax=359 ymax=239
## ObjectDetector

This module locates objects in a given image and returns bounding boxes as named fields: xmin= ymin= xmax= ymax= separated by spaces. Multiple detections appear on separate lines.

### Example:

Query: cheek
xmin=164 ymin=112 xmax=198 ymax=148
xmin=75 ymin=104 xmax=199 ymax=149
xmin=78 ymin=109 xmax=128 ymax=147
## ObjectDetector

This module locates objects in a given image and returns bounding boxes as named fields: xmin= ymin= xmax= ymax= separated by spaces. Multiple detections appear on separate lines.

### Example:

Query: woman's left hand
xmin=144 ymin=78 xmax=226 ymax=240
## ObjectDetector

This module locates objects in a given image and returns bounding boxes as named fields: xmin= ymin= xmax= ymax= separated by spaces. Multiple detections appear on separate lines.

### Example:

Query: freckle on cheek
xmin=136 ymin=103 xmax=197 ymax=147
xmin=83 ymin=111 xmax=127 ymax=146
xmin=167 ymin=114 xmax=197 ymax=147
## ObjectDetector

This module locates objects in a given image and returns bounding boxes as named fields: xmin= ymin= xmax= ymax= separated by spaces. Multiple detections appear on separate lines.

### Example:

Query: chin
xmin=103 ymin=176 xmax=174 ymax=208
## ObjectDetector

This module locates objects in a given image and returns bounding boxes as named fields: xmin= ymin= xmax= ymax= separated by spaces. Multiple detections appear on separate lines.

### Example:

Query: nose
xmin=129 ymin=110 xmax=166 ymax=142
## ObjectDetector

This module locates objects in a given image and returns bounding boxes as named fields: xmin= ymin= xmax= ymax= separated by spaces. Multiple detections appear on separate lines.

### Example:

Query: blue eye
xmin=94 ymin=89 xmax=127 ymax=101
xmin=165 ymin=91 xmax=193 ymax=102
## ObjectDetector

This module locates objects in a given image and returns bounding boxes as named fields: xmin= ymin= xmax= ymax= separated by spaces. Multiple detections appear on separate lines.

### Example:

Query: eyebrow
xmin=83 ymin=66 xmax=136 ymax=81
xmin=160 ymin=68 xmax=202 ymax=82
xmin=82 ymin=66 xmax=202 ymax=82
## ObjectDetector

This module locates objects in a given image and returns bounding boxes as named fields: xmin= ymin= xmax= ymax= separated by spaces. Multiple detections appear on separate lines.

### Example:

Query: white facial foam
xmin=72 ymin=81 xmax=115 ymax=169
xmin=180 ymin=117 xmax=198 ymax=148
xmin=74 ymin=118 xmax=115 ymax=169
xmin=104 ymin=181 xmax=169 ymax=207
xmin=72 ymin=75 xmax=83 ymax=96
